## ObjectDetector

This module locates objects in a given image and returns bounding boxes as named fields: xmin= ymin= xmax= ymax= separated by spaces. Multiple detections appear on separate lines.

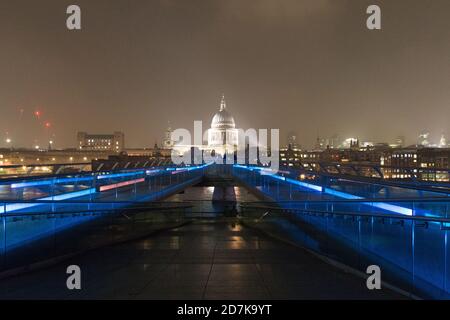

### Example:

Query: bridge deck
xmin=0 ymin=218 xmax=405 ymax=299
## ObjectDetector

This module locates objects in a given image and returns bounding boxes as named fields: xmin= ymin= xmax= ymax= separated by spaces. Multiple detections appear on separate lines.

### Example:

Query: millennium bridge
xmin=0 ymin=162 xmax=448 ymax=299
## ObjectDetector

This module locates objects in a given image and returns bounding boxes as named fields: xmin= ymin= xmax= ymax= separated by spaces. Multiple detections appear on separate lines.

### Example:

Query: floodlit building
xmin=77 ymin=131 xmax=124 ymax=152
xmin=171 ymin=95 xmax=240 ymax=160
xmin=207 ymin=95 xmax=239 ymax=155
xmin=162 ymin=124 xmax=175 ymax=149
xmin=439 ymin=134 xmax=447 ymax=148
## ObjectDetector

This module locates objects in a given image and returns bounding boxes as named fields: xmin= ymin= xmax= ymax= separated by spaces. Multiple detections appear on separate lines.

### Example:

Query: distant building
xmin=394 ymin=135 xmax=405 ymax=148
xmin=439 ymin=134 xmax=447 ymax=148
xmin=126 ymin=145 xmax=171 ymax=158
xmin=0 ymin=148 xmax=113 ymax=169
xmin=277 ymin=144 xmax=449 ymax=182
xmin=0 ymin=145 xmax=169 ymax=169
xmin=328 ymin=134 xmax=340 ymax=149
xmin=172 ymin=94 xmax=239 ymax=159
xmin=341 ymin=138 xmax=359 ymax=150
xmin=77 ymin=131 xmax=124 ymax=152
xmin=162 ymin=124 xmax=174 ymax=149
xmin=280 ymin=144 xmax=302 ymax=167
xmin=382 ymin=147 xmax=450 ymax=181
xmin=207 ymin=95 xmax=239 ymax=155
xmin=314 ymin=136 xmax=326 ymax=151
xmin=349 ymin=139 xmax=360 ymax=151
xmin=418 ymin=131 xmax=430 ymax=147
xmin=286 ymin=132 xmax=301 ymax=150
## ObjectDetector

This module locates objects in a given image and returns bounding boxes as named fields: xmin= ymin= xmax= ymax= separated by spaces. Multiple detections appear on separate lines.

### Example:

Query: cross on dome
xmin=220 ymin=94 xmax=226 ymax=111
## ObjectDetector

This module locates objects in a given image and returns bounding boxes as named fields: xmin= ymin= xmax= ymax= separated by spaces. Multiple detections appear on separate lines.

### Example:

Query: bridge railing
xmin=0 ymin=201 xmax=194 ymax=276
xmin=239 ymin=202 xmax=450 ymax=299
xmin=233 ymin=165 xmax=450 ymax=299
xmin=233 ymin=164 xmax=450 ymax=200
xmin=0 ymin=197 xmax=238 ymax=277
xmin=0 ymin=164 xmax=211 ymax=275
xmin=281 ymin=161 xmax=450 ymax=184
xmin=0 ymin=164 xmax=209 ymax=202
xmin=238 ymin=164 xmax=450 ymax=197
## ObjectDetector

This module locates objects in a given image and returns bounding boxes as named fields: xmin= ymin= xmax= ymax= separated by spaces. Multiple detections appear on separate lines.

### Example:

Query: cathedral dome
xmin=211 ymin=95 xmax=235 ymax=129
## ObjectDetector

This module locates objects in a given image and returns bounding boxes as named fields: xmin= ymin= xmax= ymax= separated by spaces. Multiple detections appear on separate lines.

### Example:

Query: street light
xmin=5 ymin=138 xmax=12 ymax=150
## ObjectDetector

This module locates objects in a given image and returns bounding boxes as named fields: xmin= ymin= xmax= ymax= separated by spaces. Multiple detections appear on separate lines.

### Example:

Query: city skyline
xmin=0 ymin=1 xmax=450 ymax=303
xmin=1 ymin=0 xmax=450 ymax=149
xmin=1 ymin=110 xmax=448 ymax=151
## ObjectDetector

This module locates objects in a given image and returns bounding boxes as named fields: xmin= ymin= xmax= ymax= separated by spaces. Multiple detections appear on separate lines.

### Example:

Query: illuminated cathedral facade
xmin=168 ymin=95 xmax=240 ymax=158
xmin=207 ymin=95 xmax=239 ymax=155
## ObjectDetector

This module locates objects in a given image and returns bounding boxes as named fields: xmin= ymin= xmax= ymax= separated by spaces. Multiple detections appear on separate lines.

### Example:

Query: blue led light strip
xmin=234 ymin=165 xmax=413 ymax=216
xmin=0 ymin=188 xmax=96 ymax=214
xmin=11 ymin=176 xmax=95 ymax=188
xmin=10 ymin=171 xmax=146 ymax=188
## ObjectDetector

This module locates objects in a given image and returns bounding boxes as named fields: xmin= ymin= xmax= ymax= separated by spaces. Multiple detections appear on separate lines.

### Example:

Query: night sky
xmin=0 ymin=0 xmax=449 ymax=149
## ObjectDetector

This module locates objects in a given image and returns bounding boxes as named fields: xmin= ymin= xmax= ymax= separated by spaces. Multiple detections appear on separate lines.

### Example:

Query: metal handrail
xmin=0 ymin=199 xmax=191 ymax=204
xmin=0 ymin=199 xmax=243 ymax=204
xmin=239 ymin=204 xmax=450 ymax=224
xmin=235 ymin=165 xmax=450 ymax=195
xmin=1 ymin=203 xmax=194 ymax=218
xmin=0 ymin=165 xmax=163 ymax=183
xmin=0 ymin=163 xmax=204 ymax=183
xmin=241 ymin=197 xmax=450 ymax=204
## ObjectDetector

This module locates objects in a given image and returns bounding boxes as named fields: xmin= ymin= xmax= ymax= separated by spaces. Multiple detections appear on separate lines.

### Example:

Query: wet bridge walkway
xmin=0 ymin=218 xmax=404 ymax=299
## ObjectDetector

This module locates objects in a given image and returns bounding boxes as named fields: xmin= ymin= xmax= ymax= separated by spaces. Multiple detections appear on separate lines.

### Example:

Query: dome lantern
xmin=211 ymin=94 xmax=235 ymax=130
